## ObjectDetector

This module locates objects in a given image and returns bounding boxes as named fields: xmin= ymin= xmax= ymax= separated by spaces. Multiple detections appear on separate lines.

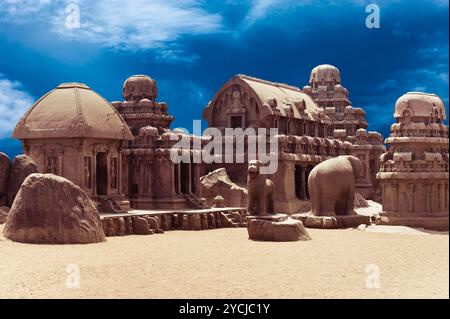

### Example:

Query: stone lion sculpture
xmin=247 ymin=160 xmax=275 ymax=216
xmin=308 ymin=155 xmax=362 ymax=216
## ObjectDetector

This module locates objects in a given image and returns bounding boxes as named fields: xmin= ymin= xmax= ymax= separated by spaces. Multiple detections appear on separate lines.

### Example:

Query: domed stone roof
xmin=394 ymin=92 xmax=447 ymax=120
xmin=13 ymin=83 xmax=133 ymax=140
xmin=309 ymin=64 xmax=341 ymax=84
xmin=123 ymin=75 xmax=157 ymax=101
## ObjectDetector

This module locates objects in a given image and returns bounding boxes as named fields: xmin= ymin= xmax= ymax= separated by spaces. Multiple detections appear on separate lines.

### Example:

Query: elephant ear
xmin=348 ymin=156 xmax=363 ymax=180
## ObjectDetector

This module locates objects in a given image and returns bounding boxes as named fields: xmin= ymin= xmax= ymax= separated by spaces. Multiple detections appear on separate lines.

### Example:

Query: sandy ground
xmin=0 ymin=224 xmax=448 ymax=299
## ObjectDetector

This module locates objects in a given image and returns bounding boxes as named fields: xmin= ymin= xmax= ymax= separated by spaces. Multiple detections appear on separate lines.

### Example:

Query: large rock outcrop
xmin=6 ymin=155 xmax=38 ymax=207
xmin=200 ymin=168 xmax=248 ymax=207
xmin=0 ymin=152 xmax=11 ymax=205
xmin=3 ymin=173 xmax=106 ymax=244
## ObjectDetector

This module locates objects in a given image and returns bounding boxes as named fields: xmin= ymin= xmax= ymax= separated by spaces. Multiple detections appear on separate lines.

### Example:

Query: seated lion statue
xmin=247 ymin=160 xmax=275 ymax=216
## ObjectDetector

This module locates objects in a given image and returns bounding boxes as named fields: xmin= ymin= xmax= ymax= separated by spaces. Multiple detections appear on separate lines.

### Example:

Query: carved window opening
xmin=230 ymin=115 xmax=243 ymax=128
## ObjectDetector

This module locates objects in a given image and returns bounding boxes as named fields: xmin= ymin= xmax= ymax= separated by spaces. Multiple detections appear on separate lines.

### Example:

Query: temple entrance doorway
xmin=96 ymin=152 xmax=108 ymax=196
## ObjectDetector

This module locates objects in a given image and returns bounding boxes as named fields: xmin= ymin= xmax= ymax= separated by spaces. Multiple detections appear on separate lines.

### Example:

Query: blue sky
xmin=0 ymin=0 xmax=448 ymax=158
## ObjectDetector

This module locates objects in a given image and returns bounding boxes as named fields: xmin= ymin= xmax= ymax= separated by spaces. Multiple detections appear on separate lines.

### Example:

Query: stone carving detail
xmin=84 ymin=157 xmax=92 ymax=189
xmin=110 ymin=157 xmax=118 ymax=189
xmin=46 ymin=156 xmax=58 ymax=174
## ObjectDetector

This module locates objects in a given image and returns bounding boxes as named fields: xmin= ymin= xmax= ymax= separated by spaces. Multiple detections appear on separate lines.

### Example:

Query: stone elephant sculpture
xmin=308 ymin=155 xmax=362 ymax=216
xmin=247 ymin=160 xmax=275 ymax=216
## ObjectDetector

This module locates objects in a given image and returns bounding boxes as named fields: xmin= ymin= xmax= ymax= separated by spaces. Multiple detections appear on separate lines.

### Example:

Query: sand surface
xmin=0 ymin=225 xmax=448 ymax=299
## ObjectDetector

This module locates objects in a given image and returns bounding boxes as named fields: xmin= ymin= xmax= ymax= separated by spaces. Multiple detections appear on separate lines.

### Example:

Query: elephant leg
xmin=308 ymin=175 xmax=318 ymax=215
xmin=345 ymin=186 xmax=356 ymax=215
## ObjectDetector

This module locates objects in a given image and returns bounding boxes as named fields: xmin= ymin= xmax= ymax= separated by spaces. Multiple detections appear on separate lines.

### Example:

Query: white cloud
xmin=0 ymin=0 xmax=223 ymax=53
xmin=0 ymin=75 xmax=34 ymax=139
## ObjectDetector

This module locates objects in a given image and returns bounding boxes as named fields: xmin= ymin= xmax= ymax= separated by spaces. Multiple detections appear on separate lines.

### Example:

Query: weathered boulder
xmin=0 ymin=206 xmax=9 ymax=224
xmin=6 ymin=155 xmax=38 ymax=207
xmin=3 ymin=173 xmax=105 ymax=244
xmin=247 ymin=214 xmax=311 ymax=242
xmin=132 ymin=216 xmax=154 ymax=235
xmin=0 ymin=152 xmax=11 ymax=197
xmin=124 ymin=217 xmax=134 ymax=235
xmin=200 ymin=168 xmax=248 ymax=207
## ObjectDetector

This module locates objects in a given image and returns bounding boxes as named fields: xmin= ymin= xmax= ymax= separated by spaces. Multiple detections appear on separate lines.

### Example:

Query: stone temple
xmin=11 ymin=64 xmax=446 ymax=223
xmin=203 ymin=65 xmax=385 ymax=213
xmin=13 ymin=83 xmax=134 ymax=212
xmin=377 ymin=92 xmax=449 ymax=230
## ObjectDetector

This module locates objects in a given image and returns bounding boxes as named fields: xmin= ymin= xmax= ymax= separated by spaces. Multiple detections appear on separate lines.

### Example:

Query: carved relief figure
xmin=110 ymin=158 xmax=118 ymax=189
xmin=84 ymin=157 xmax=92 ymax=189
xmin=47 ymin=156 xmax=58 ymax=174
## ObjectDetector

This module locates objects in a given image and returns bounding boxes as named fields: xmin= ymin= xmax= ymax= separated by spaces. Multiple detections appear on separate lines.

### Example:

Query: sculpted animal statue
xmin=308 ymin=155 xmax=362 ymax=216
xmin=247 ymin=160 xmax=275 ymax=216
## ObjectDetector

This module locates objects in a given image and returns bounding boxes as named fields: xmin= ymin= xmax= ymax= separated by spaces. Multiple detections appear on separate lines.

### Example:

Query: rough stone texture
xmin=145 ymin=216 xmax=164 ymax=233
xmin=200 ymin=168 xmax=248 ymax=207
xmin=115 ymin=217 xmax=126 ymax=236
xmin=3 ymin=173 xmax=105 ymax=244
xmin=308 ymin=155 xmax=362 ymax=216
xmin=0 ymin=206 xmax=9 ymax=224
xmin=247 ymin=214 xmax=311 ymax=242
xmin=0 ymin=152 xmax=11 ymax=198
xmin=291 ymin=213 xmax=371 ymax=229
xmin=354 ymin=192 xmax=369 ymax=208
xmin=190 ymin=214 xmax=202 ymax=230
xmin=291 ymin=214 xmax=337 ymax=229
xmin=160 ymin=214 xmax=172 ymax=231
xmin=336 ymin=215 xmax=371 ymax=228
xmin=201 ymin=214 xmax=209 ymax=230
xmin=132 ymin=216 xmax=154 ymax=235
xmin=124 ymin=217 xmax=134 ymax=235
xmin=6 ymin=155 xmax=38 ymax=207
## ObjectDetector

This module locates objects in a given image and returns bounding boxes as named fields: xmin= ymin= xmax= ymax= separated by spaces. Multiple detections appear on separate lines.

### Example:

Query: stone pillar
xmin=299 ymin=164 xmax=307 ymax=200
xmin=93 ymin=151 xmax=97 ymax=196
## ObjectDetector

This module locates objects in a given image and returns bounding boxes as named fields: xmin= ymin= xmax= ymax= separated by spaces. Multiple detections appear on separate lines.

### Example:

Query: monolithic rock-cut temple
xmin=303 ymin=65 xmax=385 ymax=199
xmin=17 ymin=64 xmax=445 ymax=217
xmin=111 ymin=75 xmax=206 ymax=209
xmin=377 ymin=92 xmax=449 ymax=229
xmin=203 ymin=65 xmax=385 ymax=213
xmin=13 ymin=83 xmax=134 ymax=213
